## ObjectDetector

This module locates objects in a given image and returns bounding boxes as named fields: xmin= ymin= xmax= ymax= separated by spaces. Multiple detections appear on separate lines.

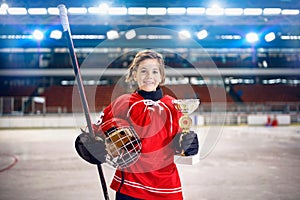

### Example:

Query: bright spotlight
xmin=106 ymin=30 xmax=119 ymax=40
xmin=50 ymin=30 xmax=62 ymax=39
xmin=246 ymin=32 xmax=259 ymax=43
xmin=178 ymin=30 xmax=191 ymax=40
xmin=264 ymin=32 xmax=276 ymax=42
xmin=32 ymin=30 xmax=44 ymax=40
xmin=125 ymin=29 xmax=136 ymax=40
xmin=197 ymin=30 xmax=208 ymax=40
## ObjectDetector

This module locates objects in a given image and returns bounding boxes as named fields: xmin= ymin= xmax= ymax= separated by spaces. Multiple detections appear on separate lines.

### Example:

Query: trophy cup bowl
xmin=172 ymin=99 xmax=200 ymax=133
xmin=172 ymin=99 xmax=200 ymax=115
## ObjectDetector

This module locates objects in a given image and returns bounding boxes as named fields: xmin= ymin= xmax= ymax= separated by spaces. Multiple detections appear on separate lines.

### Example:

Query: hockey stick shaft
xmin=58 ymin=5 xmax=110 ymax=200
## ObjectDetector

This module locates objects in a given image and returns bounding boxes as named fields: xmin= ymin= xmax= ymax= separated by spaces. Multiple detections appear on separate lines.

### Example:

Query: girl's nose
xmin=146 ymin=71 xmax=152 ymax=78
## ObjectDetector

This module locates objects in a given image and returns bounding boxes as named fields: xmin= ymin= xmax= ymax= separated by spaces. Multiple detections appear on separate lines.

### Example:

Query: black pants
xmin=115 ymin=192 xmax=141 ymax=200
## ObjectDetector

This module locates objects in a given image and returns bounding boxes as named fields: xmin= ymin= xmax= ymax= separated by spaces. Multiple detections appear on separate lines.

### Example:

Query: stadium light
xmin=32 ymin=30 xmax=44 ymax=40
xmin=167 ymin=7 xmax=186 ymax=15
xmin=106 ymin=30 xmax=119 ymax=40
xmin=281 ymin=9 xmax=299 ymax=15
xmin=281 ymin=35 xmax=300 ymax=40
xmin=197 ymin=30 xmax=208 ymax=40
xmin=263 ymin=8 xmax=281 ymax=15
xmin=125 ymin=29 xmax=136 ymax=40
xmin=88 ymin=7 xmax=104 ymax=14
xmin=28 ymin=8 xmax=47 ymax=15
xmin=47 ymin=7 xmax=59 ymax=15
xmin=264 ymin=32 xmax=276 ymax=42
xmin=178 ymin=30 xmax=191 ymax=40
xmin=127 ymin=7 xmax=147 ymax=15
xmin=246 ymin=32 xmax=259 ymax=43
xmin=217 ymin=34 xmax=241 ymax=40
xmin=68 ymin=7 xmax=87 ymax=14
xmin=108 ymin=7 xmax=127 ymax=15
xmin=224 ymin=8 xmax=243 ymax=16
xmin=50 ymin=30 xmax=62 ymax=40
xmin=186 ymin=7 xmax=205 ymax=15
xmin=7 ymin=7 xmax=27 ymax=15
xmin=71 ymin=35 xmax=105 ymax=39
xmin=206 ymin=7 xmax=224 ymax=15
xmin=147 ymin=7 xmax=167 ymax=15
xmin=243 ymin=8 xmax=262 ymax=15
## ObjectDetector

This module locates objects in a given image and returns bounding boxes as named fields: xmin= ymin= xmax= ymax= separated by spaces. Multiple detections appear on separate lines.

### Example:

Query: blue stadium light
xmin=186 ymin=7 xmax=205 ymax=15
xmin=47 ymin=7 xmax=59 ymax=15
xmin=264 ymin=32 xmax=276 ymax=42
xmin=206 ymin=6 xmax=224 ymax=15
xmin=106 ymin=30 xmax=119 ymax=40
xmin=224 ymin=8 xmax=243 ymax=16
xmin=263 ymin=8 xmax=281 ymax=15
xmin=147 ymin=7 xmax=167 ymax=15
xmin=125 ymin=29 xmax=136 ymax=40
xmin=108 ymin=7 xmax=127 ymax=15
xmin=243 ymin=8 xmax=262 ymax=15
xmin=167 ymin=7 xmax=186 ymax=15
xmin=127 ymin=7 xmax=147 ymax=15
xmin=28 ymin=8 xmax=47 ymax=15
xmin=246 ymin=32 xmax=259 ymax=43
xmin=178 ymin=30 xmax=191 ymax=40
xmin=7 ymin=7 xmax=27 ymax=15
xmin=281 ymin=9 xmax=299 ymax=15
xmin=50 ymin=30 xmax=62 ymax=40
xmin=88 ymin=7 xmax=106 ymax=14
xmin=68 ymin=7 xmax=87 ymax=14
xmin=197 ymin=30 xmax=208 ymax=40
xmin=32 ymin=30 xmax=44 ymax=40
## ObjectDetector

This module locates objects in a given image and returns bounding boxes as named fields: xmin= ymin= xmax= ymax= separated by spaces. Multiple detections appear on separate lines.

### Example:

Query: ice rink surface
xmin=0 ymin=126 xmax=300 ymax=200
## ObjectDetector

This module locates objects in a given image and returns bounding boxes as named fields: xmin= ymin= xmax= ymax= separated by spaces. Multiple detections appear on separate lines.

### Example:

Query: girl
xmin=75 ymin=49 xmax=199 ymax=200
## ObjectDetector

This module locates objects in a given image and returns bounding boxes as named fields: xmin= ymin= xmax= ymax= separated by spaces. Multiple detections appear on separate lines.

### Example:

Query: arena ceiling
xmin=0 ymin=0 xmax=299 ymax=49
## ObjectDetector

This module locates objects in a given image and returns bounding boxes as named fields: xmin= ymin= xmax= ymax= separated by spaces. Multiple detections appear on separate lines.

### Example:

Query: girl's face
xmin=133 ymin=58 xmax=162 ymax=92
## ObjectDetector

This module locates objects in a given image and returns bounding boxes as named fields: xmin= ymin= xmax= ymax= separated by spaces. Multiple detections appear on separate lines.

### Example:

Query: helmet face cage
xmin=104 ymin=126 xmax=142 ymax=169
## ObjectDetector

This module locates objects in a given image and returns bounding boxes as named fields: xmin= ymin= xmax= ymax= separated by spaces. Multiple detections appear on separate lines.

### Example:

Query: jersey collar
xmin=136 ymin=87 xmax=163 ymax=101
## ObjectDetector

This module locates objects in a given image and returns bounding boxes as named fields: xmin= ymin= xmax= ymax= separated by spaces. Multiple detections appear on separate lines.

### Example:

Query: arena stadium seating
xmin=233 ymin=84 xmax=300 ymax=103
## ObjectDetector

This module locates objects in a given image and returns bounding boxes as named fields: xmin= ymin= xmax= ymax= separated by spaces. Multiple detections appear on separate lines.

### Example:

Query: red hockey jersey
xmin=99 ymin=92 xmax=183 ymax=199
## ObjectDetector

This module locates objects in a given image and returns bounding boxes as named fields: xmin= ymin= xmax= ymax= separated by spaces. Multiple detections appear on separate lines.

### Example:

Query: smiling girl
xmin=75 ymin=49 xmax=199 ymax=200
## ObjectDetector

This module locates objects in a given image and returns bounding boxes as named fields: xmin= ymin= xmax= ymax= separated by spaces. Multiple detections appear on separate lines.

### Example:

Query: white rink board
xmin=247 ymin=114 xmax=291 ymax=125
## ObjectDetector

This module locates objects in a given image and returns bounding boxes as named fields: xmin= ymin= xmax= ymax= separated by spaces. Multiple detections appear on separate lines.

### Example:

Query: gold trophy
xmin=172 ymin=99 xmax=200 ymax=155
xmin=172 ymin=99 xmax=200 ymax=133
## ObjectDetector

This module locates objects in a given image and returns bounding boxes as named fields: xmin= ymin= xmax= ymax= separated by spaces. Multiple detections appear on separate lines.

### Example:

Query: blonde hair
xmin=125 ymin=49 xmax=166 ymax=87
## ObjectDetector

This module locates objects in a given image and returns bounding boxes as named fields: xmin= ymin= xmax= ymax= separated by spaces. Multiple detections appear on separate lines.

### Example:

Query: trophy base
xmin=174 ymin=154 xmax=200 ymax=165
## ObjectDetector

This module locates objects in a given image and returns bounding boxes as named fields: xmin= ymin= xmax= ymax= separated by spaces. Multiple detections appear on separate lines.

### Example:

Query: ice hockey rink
xmin=0 ymin=125 xmax=299 ymax=200
xmin=1 ymin=0 xmax=300 ymax=199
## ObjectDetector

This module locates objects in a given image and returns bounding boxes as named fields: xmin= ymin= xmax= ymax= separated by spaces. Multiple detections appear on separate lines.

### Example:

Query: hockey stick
xmin=58 ymin=5 xmax=110 ymax=200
